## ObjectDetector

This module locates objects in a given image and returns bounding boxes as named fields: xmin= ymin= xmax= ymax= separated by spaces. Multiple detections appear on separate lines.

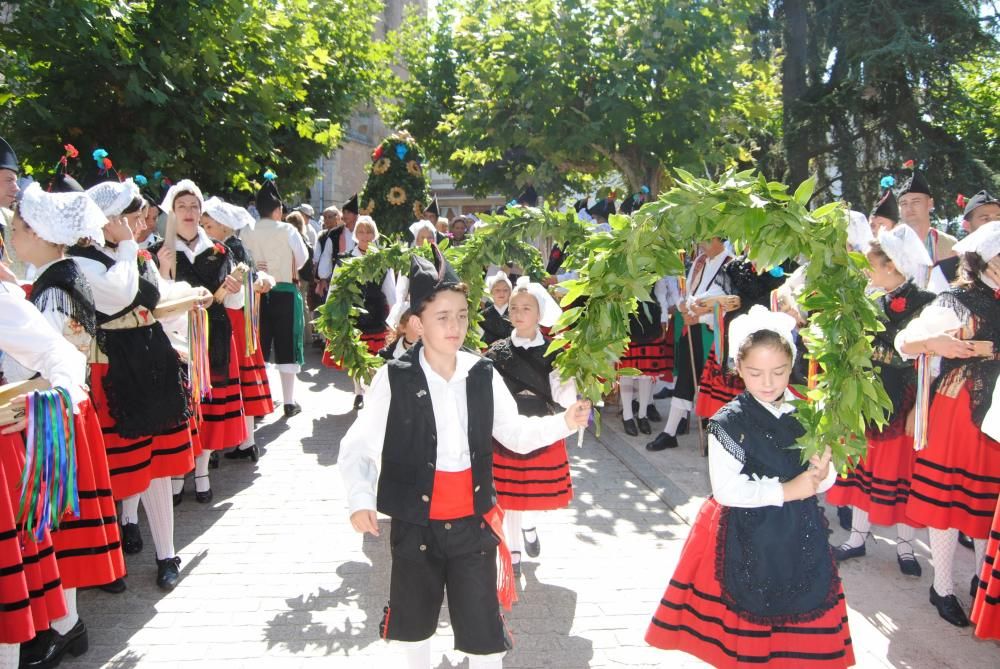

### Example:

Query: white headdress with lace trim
xmin=512 ymin=276 xmax=562 ymax=328
xmin=19 ymin=182 xmax=106 ymax=246
xmin=85 ymin=178 xmax=141 ymax=218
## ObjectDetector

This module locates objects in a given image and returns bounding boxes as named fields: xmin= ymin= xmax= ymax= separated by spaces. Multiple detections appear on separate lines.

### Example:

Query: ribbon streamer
xmin=912 ymin=353 xmax=933 ymax=451
xmin=243 ymin=272 xmax=258 ymax=356
xmin=808 ymin=358 xmax=819 ymax=390
xmin=17 ymin=388 xmax=77 ymax=542
xmin=187 ymin=307 xmax=213 ymax=420
xmin=712 ymin=302 xmax=724 ymax=361
xmin=770 ymin=288 xmax=780 ymax=313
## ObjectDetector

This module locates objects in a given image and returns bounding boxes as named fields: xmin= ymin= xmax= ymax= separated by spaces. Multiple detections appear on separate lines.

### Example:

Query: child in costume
xmin=480 ymin=272 xmax=513 ymax=346
xmin=645 ymin=306 xmax=854 ymax=668
xmin=484 ymin=277 xmax=576 ymax=576
xmin=339 ymin=246 xmax=591 ymax=669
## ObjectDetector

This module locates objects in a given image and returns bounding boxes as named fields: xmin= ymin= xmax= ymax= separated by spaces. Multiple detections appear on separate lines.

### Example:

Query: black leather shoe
xmin=208 ymin=451 xmax=219 ymax=469
xmin=959 ymin=531 xmax=974 ymax=550
xmin=523 ymin=528 xmax=540 ymax=558
xmin=896 ymin=553 xmax=922 ymax=577
xmin=224 ymin=444 xmax=259 ymax=462
xmin=646 ymin=404 xmax=662 ymax=423
xmin=121 ymin=522 xmax=142 ymax=554
xmin=172 ymin=483 xmax=183 ymax=507
xmin=623 ymin=418 xmax=639 ymax=436
xmin=353 ymin=395 xmax=365 ymax=411
xmin=284 ymin=402 xmax=302 ymax=418
xmin=677 ymin=417 xmax=689 ymax=435
xmin=97 ymin=577 xmax=127 ymax=594
xmin=653 ymin=387 xmax=672 ymax=400
xmin=646 ymin=433 xmax=678 ymax=451
xmin=194 ymin=476 xmax=212 ymax=504
xmin=637 ymin=417 xmax=652 ymax=435
xmin=837 ymin=506 xmax=853 ymax=531
xmin=971 ymin=576 xmax=980 ymax=598
xmin=156 ymin=556 xmax=182 ymax=591
xmin=20 ymin=619 xmax=88 ymax=668
xmin=929 ymin=586 xmax=970 ymax=627
xmin=832 ymin=542 xmax=866 ymax=562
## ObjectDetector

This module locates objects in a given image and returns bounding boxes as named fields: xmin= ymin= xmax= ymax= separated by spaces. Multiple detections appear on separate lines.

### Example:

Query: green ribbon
xmin=271 ymin=282 xmax=304 ymax=365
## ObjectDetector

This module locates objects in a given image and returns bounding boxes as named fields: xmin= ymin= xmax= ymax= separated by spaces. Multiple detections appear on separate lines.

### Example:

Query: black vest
xmin=376 ymin=345 xmax=497 ymax=524
xmin=479 ymin=304 xmax=513 ymax=346
xmin=31 ymin=259 xmax=97 ymax=337
xmin=67 ymin=245 xmax=160 ymax=322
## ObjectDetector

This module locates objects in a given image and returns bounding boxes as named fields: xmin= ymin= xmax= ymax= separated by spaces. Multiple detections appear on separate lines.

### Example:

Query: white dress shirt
xmin=71 ymin=240 xmax=140 ymax=315
xmin=686 ymin=252 xmax=729 ymax=328
xmin=708 ymin=392 xmax=836 ymax=508
xmin=339 ymin=348 xmax=575 ymax=514
xmin=653 ymin=276 xmax=681 ymax=322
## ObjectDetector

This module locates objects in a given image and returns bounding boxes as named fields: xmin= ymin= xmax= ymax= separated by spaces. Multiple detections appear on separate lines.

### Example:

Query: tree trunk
xmin=780 ymin=0 xmax=810 ymax=187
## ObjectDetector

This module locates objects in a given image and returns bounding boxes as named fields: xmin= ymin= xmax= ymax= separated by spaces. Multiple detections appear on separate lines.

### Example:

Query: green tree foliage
xmin=387 ymin=0 xmax=779 ymax=198
xmin=0 ymin=0 xmax=385 ymax=195
xmin=358 ymin=131 xmax=431 ymax=236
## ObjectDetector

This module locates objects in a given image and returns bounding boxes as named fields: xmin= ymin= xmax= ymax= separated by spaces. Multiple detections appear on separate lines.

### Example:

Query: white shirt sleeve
xmin=339 ymin=365 xmax=391 ymax=514
xmin=491 ymin=370 xmax=575 ymax=453
xmin=817 ymin=461 xmax=838 ymax=494
xmin=381 ymin=270 xmax=397 ymax=308
xmin=549 ymin=372 xmax=577 ymax=409
xmin=74 ymin=241 xmax=140 ymax=315
xmin=708 ymin=434 xmax=785 ymax=508
xmin=893 ymin=301 xmax=964 ymax=361
xmin=288 ymin=228 xmax=308 ymax=270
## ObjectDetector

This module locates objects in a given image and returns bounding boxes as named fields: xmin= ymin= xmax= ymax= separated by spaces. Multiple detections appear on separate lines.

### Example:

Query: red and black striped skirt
xmin=906 ymin=385 xmax=1000 ymax=538
xmin=617 ymin=334 xmax=672 ymax=379
xmin=49 ymin=400 xmax=126 ymax=589
xmin=197 ymin=337 xmax=247 ymax=450
xmin=645 ymin=498 xmax=855 ymax=668
xmin=0 ymin=431 xmax=67 ymax=644
xmin=695 ymin=351 xmax=745 ymax=419
xmin=825 ymin=428 xmax=922 ymax=527
xmin=90 ymin=362 xmax=196 ymax=500
xmin=493 ymin=439 xmax=573 ymax=511
xmin=322 ymin=330 xmax=388 ymax=370
xmin=972 ymin=495 xmax=1000 ymax=640
xmin=226 ymin=308 xmax=274 ymax=417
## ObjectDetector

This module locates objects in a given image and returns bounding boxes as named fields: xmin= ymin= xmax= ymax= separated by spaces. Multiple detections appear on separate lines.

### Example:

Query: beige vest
xmin=240 ymin=218 xmax=298 ymax=284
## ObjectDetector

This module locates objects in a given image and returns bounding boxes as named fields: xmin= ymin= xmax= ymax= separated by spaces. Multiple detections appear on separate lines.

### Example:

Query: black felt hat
xmin=516 ymin=185 xmax=538 ymax=207
xmin=408 ymin=245 xmax=460 ymax=313
xmin=898 ymin=169 xmax=931 ymax=198
xmin=871 ymin=189 xmax=899 ymax=222
xmin=587 ymin=198 xmax=616 ymax=219
xmin=255 ymin=178 xmax=282 ymax=215
xmin=0 ymin=136 xmax=18 ymax=173
xmin=963 ymin=190 xmax=999 ymax=220
xmin=342 ymin=193 xmax=359 ymax=214
xmin=425 ymin=195 xmax=440 ymax=217
xmin=49 ymin=173 xmax=85 ymax=193
xmin=572 ymin=198 xmax=589 ymax=213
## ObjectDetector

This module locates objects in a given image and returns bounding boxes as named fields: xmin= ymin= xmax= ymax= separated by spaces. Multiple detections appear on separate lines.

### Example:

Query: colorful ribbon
xmin=243 ymin=272 xmax=258 ymax=356
xmin=912 ymin=353 xmax=933 ymax=451
xmin=808 ymin=358 xmax=819 ymax=390
xmin=712 ymin=302 xmax=724 ymax=361
xmin=770 ymin=288 xmax=780 ymax=313
xmin=18 ymin=388 xmax=77 ymax=542
xmin=187 ymin=307 xmax=213 ymax=420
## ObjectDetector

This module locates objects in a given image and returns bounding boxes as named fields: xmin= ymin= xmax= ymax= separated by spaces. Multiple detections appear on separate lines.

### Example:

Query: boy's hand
xmin=350 ymin=509 xmax=380 ymax=536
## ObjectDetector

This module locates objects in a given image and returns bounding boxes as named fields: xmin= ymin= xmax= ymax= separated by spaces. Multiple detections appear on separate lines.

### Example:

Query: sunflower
xmin=406 ymin=160 xmax=422 ymax=177
xmin=387 ymin=187 xmax=407 ymax=206
xmin=360 ymin=199 xmax=376 ymax=216
xmin=412 ymin=201 xmax=425 ymax=218
xmin=372 ymin=158 xmax=391 ymax=175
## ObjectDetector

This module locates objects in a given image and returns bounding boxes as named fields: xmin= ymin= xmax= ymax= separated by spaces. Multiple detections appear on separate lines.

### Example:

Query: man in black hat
xmin=0 ymin=137 xmax=20 ymax=210
xmin=339 ymin=246 xmax=591 ymax=669
xmin=935 ymin=190 xmax=1000 ymax=284
xmin=240 ymin=175 xmax=309 ymax=417
xmin=341 ymin=193 xmax=359 ymax=236
xmin=897 ymin=169 xmax=956 ymax=264
xmin=422 ymin=195 xmax=440 ymax=224
xmin=515 ymin=185 xmax=538 ymax=207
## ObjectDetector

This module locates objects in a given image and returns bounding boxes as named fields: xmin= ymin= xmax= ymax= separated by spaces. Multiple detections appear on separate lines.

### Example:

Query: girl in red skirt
xmin=646 ymin=306 xmax=855 ymax=668
xmin=321 ymin=216 xmax=396 ymax=411
xmin=895 ymin=221 xmax=1000 ymax=628
xmin=827 ymin=227 xmax=935 ymax=576
xmin=151 ymin=180 xmax=248 ymax=504
xmin=971 ymin=384 xmax=1000 ymax=639
xmin=201 ymin=197 xmax=276 ymax=462
xmin=484 ymin=277 xmax=576 ymax=576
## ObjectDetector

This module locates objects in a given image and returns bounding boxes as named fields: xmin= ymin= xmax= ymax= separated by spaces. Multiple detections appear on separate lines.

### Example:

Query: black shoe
xmin=523 ymin=528 xmax=540 ymax=558
xmin=929 ymin=586 xmax=970 ymax=627
xmin=20 ymin=619 xmax=88 ymax=668
xmin=837 ymin=506 xmax=853 ymax=532
xmin=208 ymin=451 xmax=219 ymax=469
xmin=156 ymin=556 xmax=182 ymax=591
xmin=353 ymin=395 xmax=364 ymax=411
xmin=121 ymin=522 xmax=142 ymax=554
xmin=677 ymin=418 xmax=689 ymax=435
xmin=958 ymin=531 xmax=974 ymax=550
xmin=511 ymin=552 xmax=521 ymax=578
xmin=646 ymin=433 xmax=678 ymax=451
xmin=283 ymin=402 xmax=302 ymax=418
xmin=646 ymin=404 xmax=662 ymax=423
xmin=224 ymin=444 xmax=259 ymax=462
xmin=96 ymin=577 xmax=127 ymax=594
xmin=194 ymin=476 xmax=212 ymax=504
xmin=623 ymin=418 xmax=639 ymax=436
xmin=653 ymin=387 xmax=672 ymax=400
xmin=172 ymin=479 xmax=184 ymax=507
xmin=897 ymin=553 xmax=922 ymax=577
xmin=971 ymin=575 xmax=981 ymax=598
xmin=637 ymin=417 xmax=652 ymax=435
xmin=832 ymin=542 xmax=866 ymax=562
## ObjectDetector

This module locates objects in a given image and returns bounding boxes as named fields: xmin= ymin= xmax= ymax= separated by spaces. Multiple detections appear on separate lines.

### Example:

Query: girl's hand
xmin=809 ymin=446 xmax=833 ymax=481
xmin=927 ymin=333 xmax=979 ymax=359
xmin=253 ymin=277 xmax=272 ymax=294
xmin=350 ymin=509 xmax=380 ymax=536
xmin=222 ymin=275 xmax=241 ymax=294
xmin=723 ymin=296 xmax=741 ymax=312
xmin=905 ymin=408 xmax=916 ymax=437
xmin=156 ymin=246 xmax=175 ymax=271
xmin=193 ymin=287 xmax=214 ymax=308
xmin=0 ymin=260 xmax=17 ymax=283
xmin=783 ymin=468 xmax=821 ymax=501
xmin=104 ymin=217 xmax=134 ymax=243
xmin=0 ymin=396 xmax=27 ymax=434
xmin=563 ymin=400 xmax=592 ymax=429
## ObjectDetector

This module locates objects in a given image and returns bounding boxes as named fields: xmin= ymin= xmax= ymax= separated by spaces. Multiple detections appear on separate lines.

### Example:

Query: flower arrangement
xmin=386 ymin=187 xmax=407 ymax=206
xmin=372 ymin=158 xmax=391 ymax=176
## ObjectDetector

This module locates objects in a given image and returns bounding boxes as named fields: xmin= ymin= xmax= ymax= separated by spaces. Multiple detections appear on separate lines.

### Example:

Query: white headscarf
xmin=486 ymin=270 xmax=512 ymax=291
xmin=19 ymin=182 xmax=106 ymax=246
xmin=203 ymin=196 xmax=256 ymax=231
xmin=85 ymin=178 xmax=141 ymax=218
xmin=160 ymin=179 xmax=205 ymax=213
xmin=847 ymin=210 xmax=874 ymax=253
xmin=877 ymin=224 xmax=933 ymax=282
xmin=408 ymin=220 xmax=436 ymax=246
xmin=953 ymin=220 xmax=1000 ymax=262
xmin=512 ymin=276 xmax=562 ymax=328
xmin=727 ymin=305 xmax=798 ymax=363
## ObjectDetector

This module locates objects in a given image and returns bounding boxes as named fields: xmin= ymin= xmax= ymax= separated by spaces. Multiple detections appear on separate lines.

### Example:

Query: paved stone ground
xmin=62 ymin=355 xmax=998 ymax=668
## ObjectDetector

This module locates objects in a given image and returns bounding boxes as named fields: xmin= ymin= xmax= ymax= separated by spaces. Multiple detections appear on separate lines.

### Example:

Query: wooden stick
xmin=686 ymin=326 xmax=708 ymax=457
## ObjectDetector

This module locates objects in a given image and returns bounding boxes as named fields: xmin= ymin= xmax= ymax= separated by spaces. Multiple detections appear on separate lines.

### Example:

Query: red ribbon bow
xmin=64 ymin=144 xmax=79 ymax=159
xmin=956 ymin=193 xmax=967 ymax=209
xmin=902 ymin=159 xmax=915 ymax=169
xmin=213 ymin=243 xmax=226 ymax=255
xmin=889 ymin=296 xmax=907 ymax=313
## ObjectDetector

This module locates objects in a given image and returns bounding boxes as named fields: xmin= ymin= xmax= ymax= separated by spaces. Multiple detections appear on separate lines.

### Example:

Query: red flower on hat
xmin=162 ymin=177 xmax=172 ymax=186
xmin=103 ymin=157 xmax=113 ymax=169
xmin=889 ymin=297 xmax=906 ymax=313
xmin=956 ymin=193 xmax=967 ymax=209
xmin=213 ymin=242 xmax=227 ymax=255
xmin=901 ymin=159 xmax=915 ymax=169
xmin=551 ymin=248 xmax=562 ymax=260
xmin=64 ymin=144 xmax=79 ymax=158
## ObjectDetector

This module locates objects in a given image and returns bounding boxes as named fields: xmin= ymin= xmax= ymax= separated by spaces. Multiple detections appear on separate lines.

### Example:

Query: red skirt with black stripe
xmin=825 ymin=428 xmax=922 ymax=527
xmin=972 ymin=495 xmax=1000 ymax=640
xmin=322 ymin=330 xmax=388 ymax=370
xmin=617 ymin=334 xmax=672 ymax=379
xmin=0 ymin=431 xmax=67 ymax=644
xmin=226 ymin=308 xmax=274 ymax=417
xmin=90 ymin=362 xmax=196 ymax=500
xmin=646 ymin=498 xmax=855 ymax=668
xmin=197 ymin=337 xmax=247 ymax=450
xmin=696 ymin=351 xmax=745 ymax=419
xmin=493 ymin=439 xmax=573 ymax=511
xmin=50 ymin=400 xmax=126 ymax=589
xmin=905 ymin=385 xmax=1000 ymax=537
